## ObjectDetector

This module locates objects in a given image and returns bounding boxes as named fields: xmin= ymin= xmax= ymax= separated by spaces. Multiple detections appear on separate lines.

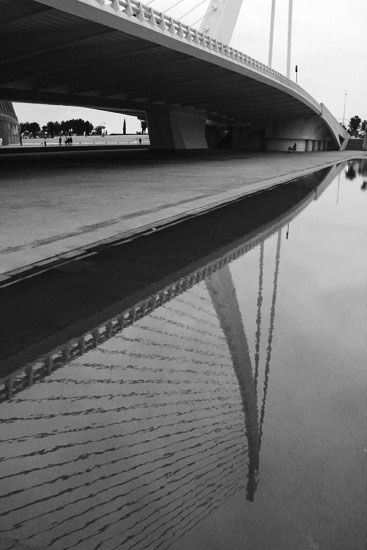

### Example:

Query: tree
xmin=20 ymin=121 xmax=40 ymax=137
xmin=348 ymin=115 xmax=361 ymax=135
xmin=85 ymin=121 xmax=93 ymax=135
xmin=123 ymin=119 xmax=127 ymax=135
xmin=94 ymin=125 xmax=104 ymax=135
xmin=46 ymin=121 xmax=59 ymax=137
xmin=20 ymin=122 xmax=29 ymax=135
xmin=29 ymin=122 xmax=41 ymax=138
xmin=140 ymin=120 xmax=147 ymax=134
xmin=59 ymin=118 xmax=93 ymax=135
xmin=361 ymin=120 xmax=367 ymax=132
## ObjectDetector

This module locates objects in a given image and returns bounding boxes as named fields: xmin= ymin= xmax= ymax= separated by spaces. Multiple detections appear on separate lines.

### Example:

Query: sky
xmin=13 ymin=0 xmax=366 ymax=133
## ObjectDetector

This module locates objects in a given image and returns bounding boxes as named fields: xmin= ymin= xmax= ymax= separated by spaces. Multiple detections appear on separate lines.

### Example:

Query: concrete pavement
xmin=1 ymin=149 xmax=365 ymax=282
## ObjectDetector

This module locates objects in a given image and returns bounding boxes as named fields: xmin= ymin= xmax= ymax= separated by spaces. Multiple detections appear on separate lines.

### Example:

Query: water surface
xmin=0 ymin=160 xmax=366 ymax=550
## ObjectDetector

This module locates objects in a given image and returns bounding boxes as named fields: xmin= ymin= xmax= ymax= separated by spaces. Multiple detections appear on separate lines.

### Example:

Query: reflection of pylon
xmin=206 ymin=229 xmax=282 ymax=501
xmin=206 ymin=264 xmax=260 ymax=501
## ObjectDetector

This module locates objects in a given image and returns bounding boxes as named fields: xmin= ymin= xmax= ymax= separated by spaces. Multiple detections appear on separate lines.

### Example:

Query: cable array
xmin=145 ymin=0 xmax=210 ymax=26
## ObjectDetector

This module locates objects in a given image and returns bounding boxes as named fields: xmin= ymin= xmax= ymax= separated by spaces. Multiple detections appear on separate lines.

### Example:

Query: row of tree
xmin=20 ymin=119 xmax=94 ymax=137
xmin=348 ymin=115 xmax=367 ymax=136
xmin=20 ymin=118 xmax=133 ymax=137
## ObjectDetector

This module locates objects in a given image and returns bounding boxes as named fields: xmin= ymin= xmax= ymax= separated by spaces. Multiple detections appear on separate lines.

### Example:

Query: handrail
xmin=97 ymin=0 xmax=320 ymax=110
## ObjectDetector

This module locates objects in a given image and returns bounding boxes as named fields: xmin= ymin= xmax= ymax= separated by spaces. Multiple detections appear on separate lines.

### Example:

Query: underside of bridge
xmin=0 ymin=0 xmax=347 ymax=151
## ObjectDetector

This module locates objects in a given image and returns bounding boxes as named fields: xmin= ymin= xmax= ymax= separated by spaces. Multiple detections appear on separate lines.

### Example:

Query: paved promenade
xmin=0 ymin=149 xmax=364 ymax=281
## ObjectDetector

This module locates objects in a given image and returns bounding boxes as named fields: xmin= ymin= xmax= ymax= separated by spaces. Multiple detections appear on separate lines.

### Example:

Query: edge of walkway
xmin=1 ymin=152 xmax=364 ymax=288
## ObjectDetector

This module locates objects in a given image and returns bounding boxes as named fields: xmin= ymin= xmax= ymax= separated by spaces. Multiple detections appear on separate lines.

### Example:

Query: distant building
xmin=0 ymin=100 xmax=19 ymax=145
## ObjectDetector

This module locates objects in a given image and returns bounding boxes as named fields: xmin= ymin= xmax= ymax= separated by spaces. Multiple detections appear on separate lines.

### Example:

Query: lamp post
xmin=286 ymin=0 xmax=293 ymax=78
xmin=342 ymin=90 xmax=348 ymax=127
xmin=268 ymin=0 xmax=276 ymax=68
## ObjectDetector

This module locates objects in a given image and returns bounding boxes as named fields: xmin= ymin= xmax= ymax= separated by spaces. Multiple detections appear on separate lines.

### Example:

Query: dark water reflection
xmin=1 ymin=161 xmax=366 ymax=550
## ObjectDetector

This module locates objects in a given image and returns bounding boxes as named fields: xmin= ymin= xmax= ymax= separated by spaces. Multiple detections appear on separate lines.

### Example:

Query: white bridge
xmin=1 ymin=0 xmax=349 ymax=150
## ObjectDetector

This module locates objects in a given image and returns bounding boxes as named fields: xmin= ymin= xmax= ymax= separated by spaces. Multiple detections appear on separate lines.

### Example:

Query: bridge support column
xmin=305 ymin=139 xmax=313 ymax=152
xmin=146 ymin=108 xmax=208 ymax=150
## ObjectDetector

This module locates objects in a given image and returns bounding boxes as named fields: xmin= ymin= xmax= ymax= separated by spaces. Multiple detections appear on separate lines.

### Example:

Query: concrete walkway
xmin=1 ymin=149 xmax=365 ymax=281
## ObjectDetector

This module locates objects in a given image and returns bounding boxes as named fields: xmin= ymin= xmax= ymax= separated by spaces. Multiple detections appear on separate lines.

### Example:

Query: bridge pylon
xmin=200 ymin=0 xmax=244 ymax=45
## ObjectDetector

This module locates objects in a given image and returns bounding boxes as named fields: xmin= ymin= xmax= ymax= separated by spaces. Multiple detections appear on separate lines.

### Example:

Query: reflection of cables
xmin=254 ymin=241 xmax=264 ymax=390
xmin=259 ymin=229 xmax=282 ymax=447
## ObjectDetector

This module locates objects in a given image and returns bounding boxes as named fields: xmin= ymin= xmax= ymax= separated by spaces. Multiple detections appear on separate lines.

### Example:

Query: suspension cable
xmin=258 ymin=229 xmax=282 ymax=447
xmin=191 ymin=13 xmax=205 ymax=26
xmin=254 ymin=241 xmax=264 ymax=390
xmin=178 ymin=0 xmax=208 ymax=20
xmin=164 ymin=0 xmax=186 ymax=14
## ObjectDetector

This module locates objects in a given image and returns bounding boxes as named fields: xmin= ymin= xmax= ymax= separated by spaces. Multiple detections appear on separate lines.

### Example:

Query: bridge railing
xmin=97 ymin=0 xmax=320 ymax=110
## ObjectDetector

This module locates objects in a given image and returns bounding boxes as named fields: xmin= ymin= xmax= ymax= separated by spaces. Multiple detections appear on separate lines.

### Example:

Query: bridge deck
xmin=0 ymin=149 xmax=362 ymax=282
xmin=1 ymin=0 xmax=318 ymax=123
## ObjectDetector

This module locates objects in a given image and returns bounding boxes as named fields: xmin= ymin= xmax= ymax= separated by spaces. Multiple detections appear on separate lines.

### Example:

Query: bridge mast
xmin=268 ymin=0 xmax=276 ymax=68
xmin=200 ymin=0 xmax=244 ymax=45
xmin=286 ymin=0 xmax=293 ymax=78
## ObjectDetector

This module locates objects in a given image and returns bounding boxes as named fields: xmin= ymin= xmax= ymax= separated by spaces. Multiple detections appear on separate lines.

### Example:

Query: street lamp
xmin=268 ymin=0 xmax=276 ymax=68
xmin=342 ymin=90 xmax=348 ymax=127
xmin=287 ymin=0 xmax=293 ymax=79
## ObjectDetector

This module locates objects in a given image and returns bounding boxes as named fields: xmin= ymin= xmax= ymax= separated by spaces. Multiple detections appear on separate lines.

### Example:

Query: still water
xmin=0 ymin=160 xmax=366 ymax=550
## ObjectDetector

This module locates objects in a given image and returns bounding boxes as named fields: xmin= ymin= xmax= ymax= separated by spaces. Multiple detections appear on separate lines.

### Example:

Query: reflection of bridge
xmin=0 ymin=212 xmax=282 ymax=550
xmin=1 ymin=0 xmax=348 ymax=150
xmin=0 ymin=164 xmax=343 ymax=399
xmin=0 ymin=165 xmax=343 ymax=549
